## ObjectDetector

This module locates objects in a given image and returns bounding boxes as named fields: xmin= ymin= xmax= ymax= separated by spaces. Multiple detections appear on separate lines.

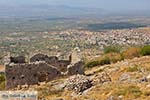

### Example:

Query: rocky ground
xmin=12 ymin=56 xmax=150 ymax=100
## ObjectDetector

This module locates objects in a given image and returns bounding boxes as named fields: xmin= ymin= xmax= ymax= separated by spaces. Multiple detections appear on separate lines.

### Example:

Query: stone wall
xmin=67 ymin=61 xmax=84 ymax=75
xmin=10 ymin=56 xmax=26 ymax=64
xmin=5 ymin=54 xmax=84 ymax=89
xmin=30 ymin=54 xmax=57 ymax=63
xmin=5 ymin=62 xmax=61 ymax=89
xmin=30 ymin=53 xmax=71 ymax=72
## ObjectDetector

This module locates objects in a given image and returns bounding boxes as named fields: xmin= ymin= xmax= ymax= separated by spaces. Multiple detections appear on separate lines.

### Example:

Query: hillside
xmin=11 ymin=56 xmax=150 ymax=100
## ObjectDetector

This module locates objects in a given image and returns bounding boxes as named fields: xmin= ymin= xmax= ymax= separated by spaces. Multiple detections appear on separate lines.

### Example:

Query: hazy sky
xmin=1 ymin=0 xmax=150 ymax=11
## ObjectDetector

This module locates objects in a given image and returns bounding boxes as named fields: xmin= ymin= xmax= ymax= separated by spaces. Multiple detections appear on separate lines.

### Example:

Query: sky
xmin=0 ymin=0 xmax=150 ymax=11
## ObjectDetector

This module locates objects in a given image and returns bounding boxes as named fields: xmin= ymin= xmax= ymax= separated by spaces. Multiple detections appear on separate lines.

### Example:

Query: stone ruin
xmin=5 ymin=53 xmax=84 ymax=89
xmin=67 ymin=61 xmax=84 ymax=75
xmin=30 ymin=54 xmax=71 ymax=72
xmin=10 ymin=56 xmax=26 ymax=64
xmin=5 ymin=62 xmax=61 ymax=89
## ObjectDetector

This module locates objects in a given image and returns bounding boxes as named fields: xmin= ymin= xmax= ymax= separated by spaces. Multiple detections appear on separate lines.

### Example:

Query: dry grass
xmin=104 ymin=52 xmax=123 ymax=63
xmin=49 ymin=83 xmax=150 ymax=100
xmin=125 ymin=65 xmax=140 ymax=72
xmin=122 ymin=47 xmax=141 ymax=59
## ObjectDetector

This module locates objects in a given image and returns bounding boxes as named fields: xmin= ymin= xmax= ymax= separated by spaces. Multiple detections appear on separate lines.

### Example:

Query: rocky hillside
xmin=12 ymin=56 xmax=150 ymax=100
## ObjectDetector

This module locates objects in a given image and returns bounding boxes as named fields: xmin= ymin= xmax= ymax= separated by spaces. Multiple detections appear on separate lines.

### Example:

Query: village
xmin=1 ymin=28 xmax=150 ymax=58
xmin=1 ymin=27 xmax=150 ymax=100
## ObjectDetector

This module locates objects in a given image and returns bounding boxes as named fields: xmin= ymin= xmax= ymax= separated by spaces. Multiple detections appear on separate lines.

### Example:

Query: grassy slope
xmin=11 ymin=56 xmax=150 ymax=100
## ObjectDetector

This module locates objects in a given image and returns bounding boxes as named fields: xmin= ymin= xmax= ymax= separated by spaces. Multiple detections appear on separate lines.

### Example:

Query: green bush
xmin=0 ymin=74 xmax=5 ymax=90
xmin=99 ymin=57 xmax=111 ymax=65
xmin=85 ymin=57 xmax=111 ymax=68
xmin=141 ymin=45 xmax=150 ymax=56
xmin=0 ymin=74 xmax=5 ymax=84
xmin=104 ymin=46 xmax=121 ymax=54
xmin=0 ymin=81 xmax=5 ymax=90
xmin=85 ymin=60 xmax=101 ymax=68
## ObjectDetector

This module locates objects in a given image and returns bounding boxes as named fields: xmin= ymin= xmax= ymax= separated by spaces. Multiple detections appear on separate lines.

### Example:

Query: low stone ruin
xmin=5 ymin=53 xmax=84 ymax=89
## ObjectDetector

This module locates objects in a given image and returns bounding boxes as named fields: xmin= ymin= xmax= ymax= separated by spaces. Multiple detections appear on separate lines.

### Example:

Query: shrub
xmin=0 ymin=81 xmax=5 ymax=90
xmin=104 ymin=46 xmax=121 ymax=54
xmin=0 ymin=74 xmax=5 ymax=90
xmin=99 ymin=57 xmax=111 ymax=65
xmin=0 ymin=74 xmax=5 ymax=84
xmin=122 ymin=47 xmax=141 ymax=59
xmin=85 ymin=57 xmax=111 ymax=68
xmin=126 ymin=65 xmax=139 ymax=72
xmin=128 ymin=86 xmax=142 ymax=98
xmin=141 ymin=45 xmax=150 ymax=56
xmin=105 ymin=53 xmax=123 ymax=63
xmin=85 ymin=60 xmax=101 ymax=68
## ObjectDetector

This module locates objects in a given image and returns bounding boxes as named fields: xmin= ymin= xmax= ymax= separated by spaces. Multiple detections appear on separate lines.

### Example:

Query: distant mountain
xmin=0 ymin=5 xmax=107 ymax=18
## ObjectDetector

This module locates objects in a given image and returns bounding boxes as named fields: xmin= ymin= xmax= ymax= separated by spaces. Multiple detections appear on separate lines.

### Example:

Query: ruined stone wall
xmin=50 ymin=60 xmax=71 ymax=72
xmin=10 ymin=56 xmax=26 ymax=64
xmin=67 ymin=61 xmax=84 ymax=75
xmin=29 ymin=54 xmax=71 ymax=72
xmin=30 ymin=54 xmax=52 ymax=63
xmin=5 ymin=62 xmax=61 ymax=89
xmin=5 ymin=54 xmax=84 ymax=89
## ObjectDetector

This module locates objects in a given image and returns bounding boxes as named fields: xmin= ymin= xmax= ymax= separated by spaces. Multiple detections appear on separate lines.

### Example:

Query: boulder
xmin=119 ymin=73 xmax=131 ymax=82
xmin=146 ymin=74 xmax=150 ymax=82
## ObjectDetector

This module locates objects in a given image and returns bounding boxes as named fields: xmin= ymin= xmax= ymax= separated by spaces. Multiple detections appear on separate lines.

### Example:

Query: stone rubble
xmin=91 ymin=72 xmax=112 ymax=85
xmin=64 ymin=72 xmax=112 ymax=93
xmin=64 ymin=75 xmax=93 ymax=93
